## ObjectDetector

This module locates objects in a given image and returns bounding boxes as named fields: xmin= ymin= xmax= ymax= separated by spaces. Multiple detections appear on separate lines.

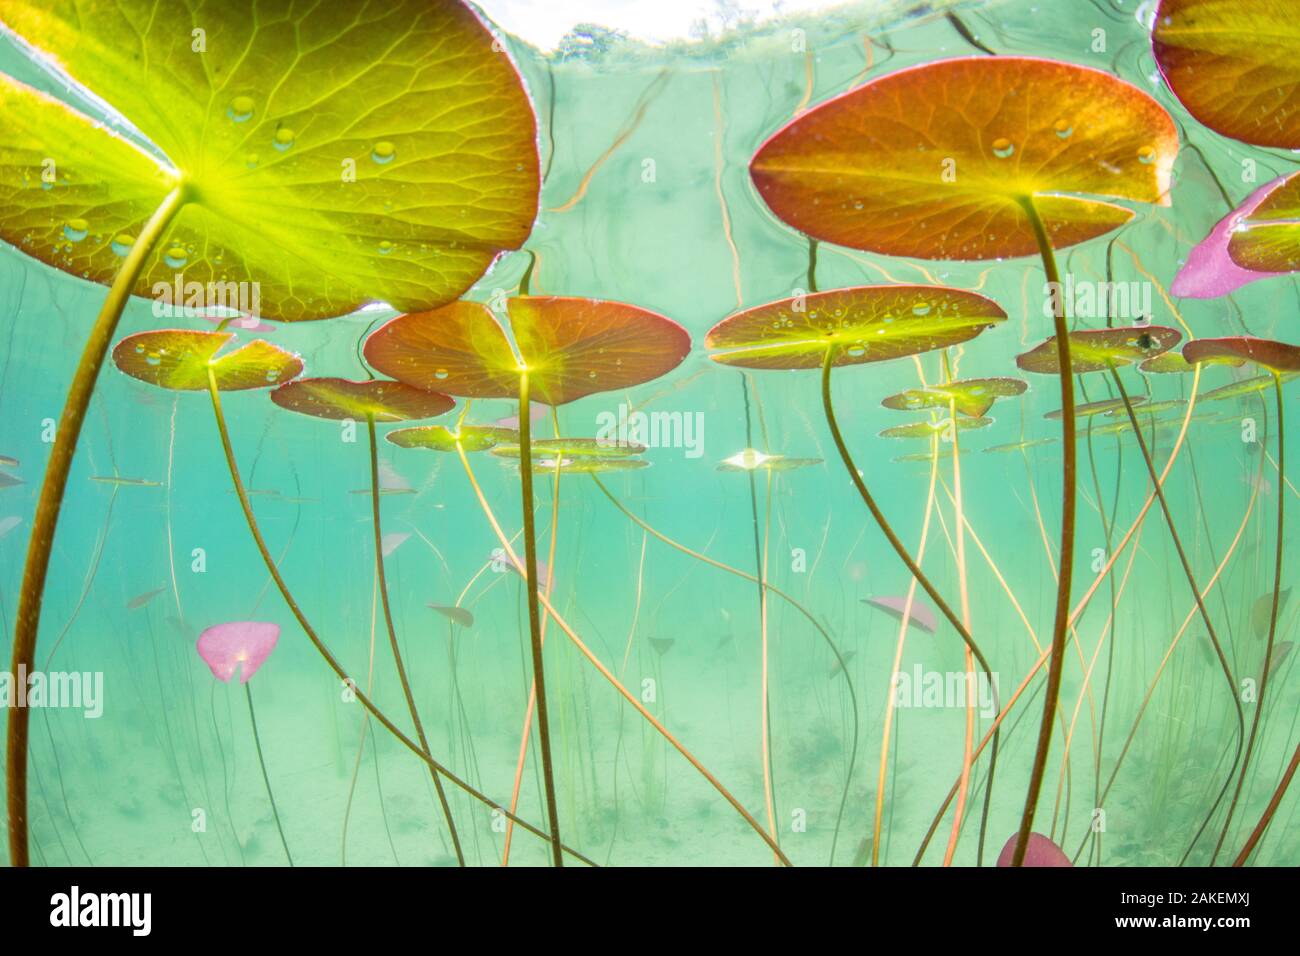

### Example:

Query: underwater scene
xmin=0 ymin=0 xmax=1297 ymax=870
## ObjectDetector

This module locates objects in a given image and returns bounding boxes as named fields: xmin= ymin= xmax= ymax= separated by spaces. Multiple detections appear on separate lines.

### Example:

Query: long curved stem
xmin=517 ymin=372 xmax=563 ymax=867
xmin=1229 ymin=373 xmax=1288 ymax=865
xmin=7 ymin=184 xmax=188 ymax=866
xmin=820 ymin=348 xmax=999 ymax=863
xmin=1106 ymin=366 xmax=1244 ymax=863
xmin=204 ymin=371 xmax=593 ymax=865
xmin=244 ymin=682 xmax=293 ymax=865
xmin=1011 ymin=194 xmax=1077 ymax=867
xmin=367 ymin=416 xmax=463 ymax=865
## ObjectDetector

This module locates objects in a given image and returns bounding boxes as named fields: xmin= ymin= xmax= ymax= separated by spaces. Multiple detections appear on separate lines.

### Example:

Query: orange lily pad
xmin=111 ymin=330 xmax=301 ymax=391
xmin=490 ymin=438 xmax=648 ymax=459
xmin=705 ymin=286 xmax=1005 ymax=370
xmin=1183 ymin=337 xmax=1300 ymax=374
xmin=749 ymin=56 xmax=1176 ymax=260
xmin=1152 ymin=0 xmax=1300 ymax=149
xmin=1045 ymin=396 xmax=1147 ymax=420
xmin=386 ymin=424 xmax=517 ymax=453
xmin=1016 ymin=325 xmax=1181 ymax=374
xmin=1226 ymin=173 xmax=1300 ymax=275
xmin=879 ymin=417 xmax=993 ymax=440
xmin=364 ymin=297 xmax=690 ymax=405
xmin=881 ymin=377 xmax=1026 ymax=418
xmin=270 ymin=377 xmax=453 ymax=422
xmin=717 ymin=450 xmax=823 ymax=472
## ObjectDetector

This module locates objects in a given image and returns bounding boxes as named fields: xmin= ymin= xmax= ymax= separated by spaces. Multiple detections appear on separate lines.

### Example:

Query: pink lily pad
xmin=996 ymin=831 xmax=1072 ymax=867
xmin=1171 ymin=177 xmax=1284 ymax=299
xmin=196 ymin=621 xmax=280 ymax=684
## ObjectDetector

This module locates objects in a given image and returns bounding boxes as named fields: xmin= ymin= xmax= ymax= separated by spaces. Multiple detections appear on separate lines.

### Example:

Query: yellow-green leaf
xmin=111 ymin=330 xmax=302 ymax=391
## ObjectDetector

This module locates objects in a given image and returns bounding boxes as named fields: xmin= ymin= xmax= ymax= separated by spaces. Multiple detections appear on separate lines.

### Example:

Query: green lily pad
xmin=1139 ymin=351 xmax=1198 ymax=374
xmin=527 ymin=457 xmax=650 ymax=474
xmin=1016 ymin=325 xmax=1181 ymax=374
xmin=879 ymin=417 xmax=993 ymax=440
xmin=0 ymin=0 xmax=539 ymax=318
xmin=1183 ymin=336 xmax=1300 ymax=374
xmin=1153 ymin=0 xmax=1300 ymax=149
xmin=1103 ymin=398 xmax=1187 ymax=417
xmin=365 ymin=297 xmax=691 ymax=405
xmin=1198 ymin=374 xmax=1298 ymax=403
xmin=490 ymin=438 xmax=648 ymax=459
xmin=1226 ymin=173 xmax=1300 ymax=275
xmin=270 ymin=377 xmax=453 ymax=422
xmin=1045 ymin=396 xmax=1147 ymax=420
xmin=111 ymin=330 xmax=302 ymax=391
xmin=705 ymin=286 xmax=1006 ymax=371
xmin=892 ymin=448 xmax=966 ymax=464
xmin=881 ymin=377 xmax=1027 ymax=418
xmin=386 ymin=424 xmax=518 ymax=454
xmin=716 ymin=450 xmax=823 ymax=472
xmin=983 ymin=438 xmax=1058 ymax=454
xmin=749 ymin=56 xmax=1176 ymax=260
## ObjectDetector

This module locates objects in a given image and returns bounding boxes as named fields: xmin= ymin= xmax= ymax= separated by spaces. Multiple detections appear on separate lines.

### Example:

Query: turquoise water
xmin=0 ymin=0 xmax=1297 ymax=867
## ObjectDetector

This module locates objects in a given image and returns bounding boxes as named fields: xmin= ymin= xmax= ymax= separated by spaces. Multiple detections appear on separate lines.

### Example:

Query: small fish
xmin=381 ymin=532 xmax=410 ymax=557
xmin=0 ymin=471 xmax=23 ymax=488
xmin=90 ymin=475 xmax=161 ymax=487
xmin=0 ymin=515 xmax=21 ymax=538
xmin=428 ymin=604 xmax=473 ymax=628
xmin=649 ymin=637 xmax=675 ymax=656
xmin=716 ymin=633 xmax=733 ymax=649
xmin=126 ymin=587 xmax=167 ymax=610
xmin=864 ymin=595 xmax=937 ymax=634
xmin=1251 ymin=588 xmax=1293 ymax=639
xmin=829 ymin=650 xmax=858 ymax=679
xmin=0 ymin=455 xmax=18 ymax=467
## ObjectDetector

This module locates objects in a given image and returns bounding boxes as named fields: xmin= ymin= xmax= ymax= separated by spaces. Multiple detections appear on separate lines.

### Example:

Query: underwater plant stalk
xmin=516 ymin=372 xmax=564 ymax=867
xmin=203 ymin=371 xmax=594 ymax=865
xmin=1227 ymin=373 xmax=1288 ymax=865
xmin=7 ymin=184 xmax=188 ymax=866
xmin=1010 ymin=195 xmax=1077 ymax=868
xmin=819 ymin=347 xmax=999 ymax=862
xmin=1105 ymin=366 xmax=1245 ymax=863
xmin=589 ymin=475 xmax=859 ymax=864
xmin=244 ymin=682 xmax=293 ymax=865
xmin=367 ymin=416 xmax=464 ymax=866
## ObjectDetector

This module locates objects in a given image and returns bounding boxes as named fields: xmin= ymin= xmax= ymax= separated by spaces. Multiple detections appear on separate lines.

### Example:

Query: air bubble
xmin=273 ymin=128 xmax=295 ymax=151
xmin=434 ymin=368 xmax=449 ymax=380
xmin=1137 ymin=145 xmax=1156 ymax=164
xmin=63 ymin=219 xmax=88 ymax=242
xmin=371 ymin=141 xmax=396 ymax=165
xmin=111 ymin=234 xmax=135 ymax=257
xmin=227 ymin=96 xmax=255 ymax=123
xmin=164 ymin=246 xmax=188 ymax=268
xmin=1053 ymin=119 xmax=1073 ymax=139
xmin=378 ymin=240 xmax=394 ymax=255
xmin=992 ymin=138 xmax=1014 ymax=159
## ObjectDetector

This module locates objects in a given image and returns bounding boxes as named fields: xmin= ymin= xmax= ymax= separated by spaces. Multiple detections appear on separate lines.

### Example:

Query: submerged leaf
xmin=0 ymin=0 xmax=539 ymax=318
xmin=1172 ymin=177 xmax=1286 ymax=299
xmin=717 ymin=449 xmax=823 ymax=472
xmin=526 ymin=457 xmax=650 ymax=474
xmin=879 ymin=418 xmax=992 ymax=440
xmin=1152 ymin=0 xmax=1300 ymax=149
xmin=271 ymin=378 xmax=453 ymax=422
xmin=1227 ymin=173 xmax=1300 ymax=275
xmin=365 ymin=297 xmax=690 ymax=405
xmin=863 ymin=596 xmax=937 ymax=634
xmin=1183 ymin=336 xmax=1300 ymax=374
xmin=1045 ymin=397 xmax=1146 ymax=420
xmin=387 ymin=424 xmax=518 ymax=454
xmin=706 ymin=286 xmax=1006 ymax=370
xmin=1251 ymin=588 xmax=1293 ymax=640
xmin=882 ymin=378 xmax=1026 ymax=418
xmin=1016 ymin=325 xmax=1181 ymax=374
xmin=381 ymin=532 xmax=410 ymax=557
xmin=491 ymin=438 xmax=648 ymax=459
xmin=983 ymin=438 xmax=1057 ymax=454
xmin=428 ymin=604 xmax=474 ymax=628
xmin=1198 ymin=373 xmax=1297 ymax=403
xmin=125 ymin=587 xmax=166 ymax=610
xmin=750 ymin=56 xmax=1175 ymax=260
xmin=111 ymin=330 xmax=302 ymax=391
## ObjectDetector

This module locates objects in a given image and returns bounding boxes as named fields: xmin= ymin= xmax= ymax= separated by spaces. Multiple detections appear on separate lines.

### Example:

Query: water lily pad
xmin=88 ymin=475 xmax=161 ymax=487
xmin=995 ymin=831 xmax=1071 ymax=867
xmin=1153 ymin=0 xmax=1300 ymax=149
xmin=1183 ymin=337 xmax=1300 ymax=373
xmin=111 ymin=330 xmax=302 ymax=391
xmin=705 ymin=286 xmax=1005 ymax=370
xmin=1251 ymin=588 xmax=1292 ymax=640
xmin=428 ymin=604 xmax=474 ymax=628
xmin=892 ymin=449 xmax=966 ymax=464
xmin=879 ymin=418 xmax=992 ymax=440
xmin=717 ymin=450 xmax=823 ymax=472
xmin=1045 ymin=396 xmax=1147 ymax=420
xmin=863 ymin=596 xmax=937 ymax=634
xmin=984 ymin=438 xmax=1058 ymax=454
xmin=1172 ymin=177 xmax=1286 ymax=298
xmin=387 ymin=424 xmax=517 ymax=453
xmin=882 ymin=377 xmax=1027 ymax=418
xmin=750 ymin=56 xmax=1175 ymax=260
xmin=1198 ymin=373 xmax=1297 ymax=403
xmin=0 ymin=0 xmax=539 ymax=318
xmin=528 ymin=457 xmax=650 ymax=474
xmin=490 ymin=438 xmax=648 ymax=459
xmin=365 ymin=297 xmax=691 ymax=405
xmin=1223 ymin=175 xmax=1300 ymax=275
xmin=1016 ymin=325 xmax=1181 ymax=374
xmin=270 ymin=377 xmax=453 ymax=422
xmin=197 ymin=621 xmax=279 ymax=684
xmin=1139 ymin=350 xmax=1198 ymax=374
xmin=1103 ymin=398 xmax=1187 ymax=417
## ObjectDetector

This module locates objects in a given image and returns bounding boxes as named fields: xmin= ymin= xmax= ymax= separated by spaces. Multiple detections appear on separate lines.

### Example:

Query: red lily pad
xmin=270 ymin=377 xmax=453 ymax=422
xmin=996 ymin=832 xmax=1071 ymax=867
xmin=1045 ymin=396 xmax=1147 ymax=420
xmin=750 ymin=56 xmax=1176 ymax=260
xmin=879 ymin=417 xmax=992 ymax=440
xmin=882 ymin=377 xmax=1026 ymax=418
xmin=386 ymin=424 xmax=517 ymax=453
xmin=1183 ymin=337 xmax=1300 ymax=373
xmin=111 ymin=330 xmax=302 ymax=390
xmin=1226 ymin=173 xmax=1300 ymax=275
xmin=1016 ymin=325 xmax=1181 ymax=374
xmin=705 ymin=286 xmax=1006 ymax=370
xmin=364 ymin=297 xmax=690 ymax=405
xmin=1153 ymin=0 xmax=1300 ymax=149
